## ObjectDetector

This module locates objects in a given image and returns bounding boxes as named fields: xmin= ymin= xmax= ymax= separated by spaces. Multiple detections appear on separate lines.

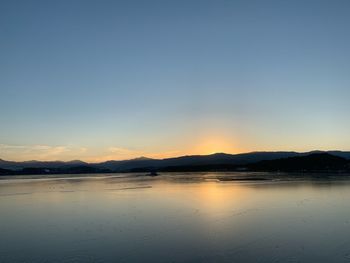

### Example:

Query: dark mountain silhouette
xmin=0 ymin=159 xmax=87 ymax=170
xmin=91 ymin=151 xmax=350 ymax=171
xmin=327 ymin=151 xmax=350 ymax=159
xmin=94 ymin=157 xmax=158 ymax=171
xmin=1 ymin=151 xmax=350 ymax=175
xmin=249 ymin=153 xmax=350 ymax=172
xmin=0 ymin=168 xmax=12 ymax=175
xmin=1 ymin=152 xmax=301 ymax=171
xmin=95 ymin=152 xmax=302 ymax=171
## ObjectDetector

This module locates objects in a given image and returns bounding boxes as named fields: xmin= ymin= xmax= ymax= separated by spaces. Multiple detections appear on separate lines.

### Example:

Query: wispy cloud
xmin=108 ymin=147 xmax=142 ymax=155
xmin=0 ymin=144 xmax=71 ymax=161
xmin=0 ymin=144 xmax=182 ymax=162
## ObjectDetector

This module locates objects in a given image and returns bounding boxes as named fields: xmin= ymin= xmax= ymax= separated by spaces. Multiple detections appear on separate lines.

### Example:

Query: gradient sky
xmin=1 ymin=0 xmax=350 ymax=161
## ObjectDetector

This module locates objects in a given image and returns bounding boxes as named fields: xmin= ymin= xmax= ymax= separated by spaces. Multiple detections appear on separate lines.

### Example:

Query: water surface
xmin=1 ymin=173 xmax=350 ymax=262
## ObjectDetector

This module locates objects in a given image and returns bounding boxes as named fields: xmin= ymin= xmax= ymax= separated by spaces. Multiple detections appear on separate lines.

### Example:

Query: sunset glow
xmin=1 ymin=0 xmax=350 ymax=162
xmin=191 ymin=136 xmax=237 ymax=156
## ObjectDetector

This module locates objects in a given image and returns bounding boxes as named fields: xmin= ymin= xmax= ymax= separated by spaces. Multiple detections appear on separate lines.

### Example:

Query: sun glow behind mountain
xmin=190 ymin=135 xmax=238 ymax=156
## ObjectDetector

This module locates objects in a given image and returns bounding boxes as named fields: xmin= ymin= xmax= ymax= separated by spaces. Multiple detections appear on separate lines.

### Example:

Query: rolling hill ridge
xmin=1 ymin=151 xmax=350 ymax=175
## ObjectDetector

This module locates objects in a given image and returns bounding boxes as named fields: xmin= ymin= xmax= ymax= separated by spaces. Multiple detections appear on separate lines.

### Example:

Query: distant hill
xmin=91 ymin=151 xmax=350 ymax=172
xmin=95 ymin=152 xmax=302 ymax=171
xmin=249 ymin=153 xmax=350 ymax=172
xmin=1 ymin=151 xmax=350 ymax=175
xmin=0 ymin=159 xmax=87 ymax=170
xmin=0 ymin=168 xmax=12 ymax=175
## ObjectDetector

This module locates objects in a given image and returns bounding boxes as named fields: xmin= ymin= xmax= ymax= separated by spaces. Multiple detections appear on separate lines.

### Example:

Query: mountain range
xmin=1 ymin=151 xmax=350 ymax=175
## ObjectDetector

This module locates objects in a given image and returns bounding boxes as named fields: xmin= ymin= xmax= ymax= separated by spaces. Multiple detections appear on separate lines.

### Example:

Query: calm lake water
xmin=1 ymin=172 xmax=350 ymax=262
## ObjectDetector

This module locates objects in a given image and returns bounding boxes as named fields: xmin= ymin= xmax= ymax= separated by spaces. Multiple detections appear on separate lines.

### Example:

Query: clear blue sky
xmin=1 ymin=0 xmax=350 ymax=161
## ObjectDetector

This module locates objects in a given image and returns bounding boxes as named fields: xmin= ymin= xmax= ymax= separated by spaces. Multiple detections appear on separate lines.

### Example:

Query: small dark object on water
xmin=148 ymin=171 xmax=158 ymax=177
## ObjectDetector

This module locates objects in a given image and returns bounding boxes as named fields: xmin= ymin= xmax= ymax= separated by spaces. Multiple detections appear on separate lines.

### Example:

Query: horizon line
xmin=1 ymin=149 xmax=348 ymax=163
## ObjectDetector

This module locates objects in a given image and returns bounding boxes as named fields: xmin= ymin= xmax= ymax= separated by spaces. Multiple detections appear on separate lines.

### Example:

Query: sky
xmin=1 ymin=0 xmax=350 ymax=162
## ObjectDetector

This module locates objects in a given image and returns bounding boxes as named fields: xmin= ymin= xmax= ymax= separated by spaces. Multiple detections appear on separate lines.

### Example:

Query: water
xmin=1 ymin=172 xmax=350 ymax=262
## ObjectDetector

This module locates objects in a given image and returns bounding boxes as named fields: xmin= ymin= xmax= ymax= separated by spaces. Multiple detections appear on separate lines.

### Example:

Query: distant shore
xmin=1 ymin=152 xmax=350 ymax=176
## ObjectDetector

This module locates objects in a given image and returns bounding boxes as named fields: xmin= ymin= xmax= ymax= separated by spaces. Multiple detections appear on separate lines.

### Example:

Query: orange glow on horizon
xmin=190 ymin=135 xmax=238 ymax=156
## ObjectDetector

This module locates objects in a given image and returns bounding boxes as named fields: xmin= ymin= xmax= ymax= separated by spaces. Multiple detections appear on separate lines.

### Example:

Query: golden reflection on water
xmin=192 ymin=183 xmax=245 ymax=215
